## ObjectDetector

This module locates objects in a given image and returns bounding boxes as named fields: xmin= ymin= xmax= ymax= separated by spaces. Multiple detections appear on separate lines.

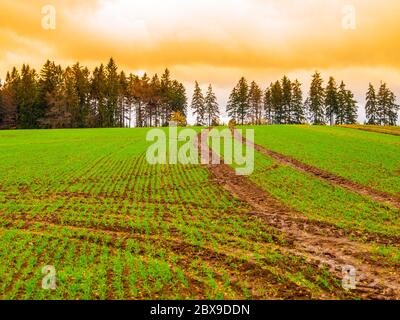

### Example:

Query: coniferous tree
xmin=39 ymin=73 xmax=72 ymax=129
xmin=226 ymin=87 xmax=239 ymax=123
xmin=204 ymin=84 xmax=219 ymax=126
xmin=387 ymin=91 xmax=399 ymax=126
xmin=325 ymin=77 xmax=338 ymax=126
xmin=336 ymin=81 xmax=347 ymax=125
xmin=105 ymin=58 xmax=119 ymax=127
xmin=343 ymin=88 xmax=358 ymax=124
xmin=192 ymin=81 xmax=205 ymax=126
xmin=37 ymin=60 xmax=63 ymax=128
xmin=0 ymin=68 xmax=20 ymax=128
xmin=169 ymin=80 xmax=187 ymax=117
xmin=235 ymin=77 xmax=249 ymax=125
xmin=139 ymin=73 xmax=151 ymax=127
xmin=248 ymin=81 xmax=262 ymax=125
xmin=160 ymin=69 xmax=172 ymax=126
xmin=376 ymin=83 xmax=399 ymax=126
xmin=308 ymin=71 xmax=325 ymax=125
xmin=263 ymin=87 xmax=274 ymax=124
xmin=18 ymin=64 xmax=39 ymax=129
xmin=377 ymin=82 xmax=389 ymax=125
xmin=0 ymin=81 xmax=3 ymax=125
xmin=117 ymin=71 xmax=128 ymax=127
xmin=281 ymin=76 xmax=292 ymax=124
xmin=67 ymin=63 xmax=91 ymax=128
xmin=147 ymin=74 xmax=162 ymax=127
xmin=291 ymin=80 xmax=305 ymax=124
xmin=90 ymin=64 xmax=106 ymax=127
xmin=226 ymin=78 xmax=249 ymax=125
xmin=270 ymin=81 xmax=283 ymax=124
xmin=365 ymin=83 xmax=378 ymax=125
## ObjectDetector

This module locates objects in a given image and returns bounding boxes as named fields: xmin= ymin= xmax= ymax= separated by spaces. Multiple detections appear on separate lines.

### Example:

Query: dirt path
xmin=233 ymin=129 xmax=400 ymax=210
xmin=340 ymin=125 xmax=400 ymax=137
xmin=199 ymin=132 xmax=400 ymax=300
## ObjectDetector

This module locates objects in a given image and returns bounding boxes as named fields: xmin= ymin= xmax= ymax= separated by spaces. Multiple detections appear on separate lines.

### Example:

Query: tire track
xmin=199 ymin=131 xmax=400 ymax=299
xmin=233 ymin=129 xmax=400 ymax=210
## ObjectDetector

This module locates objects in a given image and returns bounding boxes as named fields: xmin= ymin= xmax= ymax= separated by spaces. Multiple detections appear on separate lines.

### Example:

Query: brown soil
xmin=199 ymin=131 xmax=400 ymax=300
xmin=340 ymin=125 xmax=400 ymax=137
xmin=233 ymin=129 xmax=400 ymax=210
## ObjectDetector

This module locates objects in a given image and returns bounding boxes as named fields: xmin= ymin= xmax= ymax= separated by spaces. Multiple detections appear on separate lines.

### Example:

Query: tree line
xmin=226 ymin=72 xmax=399 ymax=126
xmin=1 ymin=61 xmax=399 ymax=129
xmin=0 ymin=58 xmax=187 ymax=129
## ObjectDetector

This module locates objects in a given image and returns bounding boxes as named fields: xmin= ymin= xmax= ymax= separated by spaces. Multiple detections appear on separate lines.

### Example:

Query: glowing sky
xmin=1 ymin=0 xmax=400 ymax=123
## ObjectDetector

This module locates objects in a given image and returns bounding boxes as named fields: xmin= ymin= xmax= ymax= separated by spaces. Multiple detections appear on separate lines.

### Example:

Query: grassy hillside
xmin=0 ymin=127 xmax=399 ymax=300
xmin=0 ymin=128 xmax=353 ymax=300
xmin=244 ymin=125 xmax=400 ymax=195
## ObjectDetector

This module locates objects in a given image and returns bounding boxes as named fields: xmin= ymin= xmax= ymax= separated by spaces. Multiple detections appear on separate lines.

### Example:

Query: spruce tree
xmin=325 ymin=77 xmax=338 ymax=126
xmin=235 ymin=77 xmax=249 ymax=125
xmin=90 ymin=64 xmax=107 ymax=127
xmin=204 ymin=84 xmax=219 ymax=126
xmin=160 ymin=69 xmax=172 ymax=125
xmin=291 ymin=80 xmax=305 ymax=124
xmin=40 ymin=70 xmax=72 ymax=129
xmin=191 ymin=81 xmax=205 ymax=126
xmin=270 ymin=81 xmax=283 ymax=124
xmin=105 ymin=57 xmax=119 ymax=127
xmin=147 ymin=74 xmax=162 ymax=127
xmin=281 ymin=76 xmax=292 ymax=124
xmin=69 ymin=63 xmax=91 ymax=128
xmin=365 ymin=83 xmax=378 ymax=125
xmin=308 ymin=71 xmax=325 ymax=125
xmin=37 ymin=60 xmax=63 ymax=128
xmin=263 ymin=87 xmax=273 ymax=124
xmin=18 ymin=64 xmax=39 ymax=129
xmin=118 ymin=71 xmax=128 ymax=127
xmin=388 ymin=91 xmax=399 ymax=126
xmin=344 ymin=88 xmax=358 ymax=124
xmin=227 ymin=87 xmax=238 ymax=123
xmin=248 ymin=81 xmax=262 ymax=125
xmin=169 ymin=80 xmax=187 ymax=117
xmin=0 ymin=69 xmax=19 ymax=128
xmin=336 ymin=81 xmax=347 ymax=125
xmin=377 ymin=83 xmax=399 ymax=126
xmin=376 ymin=82 xmax=398 ymax=126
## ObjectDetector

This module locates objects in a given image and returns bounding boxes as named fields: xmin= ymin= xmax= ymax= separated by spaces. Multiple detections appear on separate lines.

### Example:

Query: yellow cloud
xmin=1 ymin=0 xmax=400 ymax=92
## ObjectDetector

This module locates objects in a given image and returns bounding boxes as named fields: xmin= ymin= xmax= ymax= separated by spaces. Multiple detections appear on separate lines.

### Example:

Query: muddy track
xmin=233 ymin=129 xmax=400 ymax=210
xmin=199 ymin=132 xmax=400 ymax=300
xmin=340 ymin=125 xmax=400 ymax=137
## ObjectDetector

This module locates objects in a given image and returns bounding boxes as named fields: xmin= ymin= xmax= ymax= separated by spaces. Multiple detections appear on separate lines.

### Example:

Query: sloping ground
xmin=203 ymin=130 xmax=400 ymax=299
xmin=242 ymin=125 xmax=400 ymax=195
xmin=340 ymin=125 xmax=400 ymax=136
xmin=205 ymin=162 xmax=400 ymax=299
xmin=234 ymin=129 xmax=400 ymax=209
xmin=0 ymin=128 xmax=355 ymax=300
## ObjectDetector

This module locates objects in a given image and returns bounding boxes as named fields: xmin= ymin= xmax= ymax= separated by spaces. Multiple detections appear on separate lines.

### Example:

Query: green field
xmin=340 ymin=125 xmax=400 ymax=136
xmin=0 ymin=126 xmax=399 ymax=300
xmin=244 ymin=125 xmax=400 ymax=195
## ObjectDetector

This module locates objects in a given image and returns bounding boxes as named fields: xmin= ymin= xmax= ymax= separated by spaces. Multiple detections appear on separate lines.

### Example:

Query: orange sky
xmin=1 ymin=0 xmax=400 ymax=122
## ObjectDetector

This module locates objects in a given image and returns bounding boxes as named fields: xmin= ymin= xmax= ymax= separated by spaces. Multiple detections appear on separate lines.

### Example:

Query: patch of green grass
xmin=340 ymin=124 xmax=400 ymax=136
xmin=244 ymin=125 xmax=400 ymax=195
xmin=0 ymin=128 xmax=349 ymax=300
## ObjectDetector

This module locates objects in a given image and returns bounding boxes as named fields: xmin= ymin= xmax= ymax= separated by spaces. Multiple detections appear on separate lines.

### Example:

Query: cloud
xmin=1 ymin=0 xmax=400 ymax=72
xmin=1 ymin=0 xmax=400 ymax=121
